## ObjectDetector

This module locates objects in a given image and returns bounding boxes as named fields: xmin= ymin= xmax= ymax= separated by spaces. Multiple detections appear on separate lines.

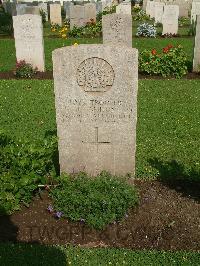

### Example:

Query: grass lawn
xmin=0 ymin=35 xmax=194 ymax=71
xmin=0 ymin=79 xmax=199 ymax=179
xmin=0 ymin=243 xmax=199 ymax=266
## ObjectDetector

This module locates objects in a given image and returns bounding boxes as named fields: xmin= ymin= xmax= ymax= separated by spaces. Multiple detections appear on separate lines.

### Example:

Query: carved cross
xmin=82 ymin=127 xmax=111 ymax=152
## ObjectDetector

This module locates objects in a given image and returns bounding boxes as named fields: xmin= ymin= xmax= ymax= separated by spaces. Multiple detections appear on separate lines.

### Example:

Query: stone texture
xmin=13 ymin=14 xmax=45 ymax=72
xmin=193 ymin=15 xmax=200 ymax=72
xmin=16 ymin=3 xmax=28 ymax=15
xmin=162 ymin=5 xmax=179 ymax=35
xmin=116 ymin=2 xmax=131 ymax=15
xmin=50 ymin=3 xmax=62 ymax=26
xmin=102 ymin=13 xmax=132 ymax=47
xmin=84 ymin=3 xmax=96 ymax=23
xmin=154 ymin=2 xmax=165 ymax=23
xmin=38 ymin=3 xmax=48 ymax=21
xmin=52 ymin=44 xmax=138 ymax=176
xmin=70 ymin=5 xmax=85 ymax=29
xmin=63 ymin=1 xmax=74 ymax=19
xmin=191 ymin=1 xmax=200 ymax=22
xmin=164 ymin=4 xmax=179 ymax=17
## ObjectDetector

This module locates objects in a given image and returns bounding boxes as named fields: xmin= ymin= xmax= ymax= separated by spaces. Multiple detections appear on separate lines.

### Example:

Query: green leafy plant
xmin=178 ymin=16 xmax=190 ymax=27
xmin=133 ymin=10 xmax=150 ymax=21
xmin=40 ymin=9 xmax=46 ymax=24
xmin=0 ymin=131 xmax=57 ymax=215
xmin=50 ymin=171 xmax=139 ymax=230
xmin=139 ymin=44 xmax=188 ymax=78
xmin=69 ymin=19 xmax=102 ymax=38
xmin=14 ymin=60 xmax=38 ymax=78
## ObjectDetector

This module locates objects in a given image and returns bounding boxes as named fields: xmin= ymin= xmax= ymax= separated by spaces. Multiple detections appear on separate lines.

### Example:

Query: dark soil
xmin=0 ymin=181 xmax=199 ymax=251
xmin=1 ymin=71 xmax=200 ymax=80
xmin=0 ymin=71 xmax=53 ymax=80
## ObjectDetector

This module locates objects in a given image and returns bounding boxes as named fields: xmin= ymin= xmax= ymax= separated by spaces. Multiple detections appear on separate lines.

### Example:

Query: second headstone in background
xmin=50 ymin=3 xmax=62 ymax=26
xmin=102 ymin=13 xmax=132 ymax=47
xmin=13 ymin=14 xmax=45 ymax=72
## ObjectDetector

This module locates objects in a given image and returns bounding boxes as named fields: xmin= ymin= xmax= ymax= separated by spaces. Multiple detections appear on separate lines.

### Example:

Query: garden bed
xmin=0 ymin=71 xmax=200 ymax=80
xmin=0 ymin=180 xmax=199 ymax=251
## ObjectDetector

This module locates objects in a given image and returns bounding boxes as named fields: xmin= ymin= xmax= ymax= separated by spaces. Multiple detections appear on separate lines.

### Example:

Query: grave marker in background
xmin=13 ymin=14 xmax=45 ymax=72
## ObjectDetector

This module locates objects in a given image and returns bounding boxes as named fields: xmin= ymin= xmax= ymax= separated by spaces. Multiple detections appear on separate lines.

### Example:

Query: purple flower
xmin=47 ymin=205 xmax=53 ymax=213
xmin=55 ymin=211 xmax=63 ymax=219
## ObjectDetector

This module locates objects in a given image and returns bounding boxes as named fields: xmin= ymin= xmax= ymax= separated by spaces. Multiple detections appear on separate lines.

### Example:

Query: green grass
xmin=0 ymin=243 xmax=199 ymax=266
xmin=0 ymin=35 xmax=194 ymax=71
xmin=0 ymin=79 xmax=199 ymax=179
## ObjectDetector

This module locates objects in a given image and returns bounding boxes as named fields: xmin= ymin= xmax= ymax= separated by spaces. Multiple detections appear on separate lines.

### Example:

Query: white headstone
xmin=50 ymin=3 xmax=62 ymax=26
xmin=102 ymin=13 xmax=132 ymax=47
xmin=193 ymin=15 xmax=200 ymax=72
xmin=116 ymin=2 xmax=131 ymax=15
xmin=38 ymin=3 xmax=48 ymax=21
xmin=52 ymin=44 xmax=138 ymax=176
xmin=70 ymin=5 xmax=85 ymax=29
xmin=154 ymin=2 xmax=165 ymax=23
xmin=13 ymin=14 xmax=45 ymax=72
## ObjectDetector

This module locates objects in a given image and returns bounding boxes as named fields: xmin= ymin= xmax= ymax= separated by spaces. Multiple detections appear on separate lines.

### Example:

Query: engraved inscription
xmin=60 ymin=98 xmax=134 ymax=124
xmin=110 ymin=16 xmax=123 ymax=32
xmin=77 ymin=57 xmax=114 ymax=93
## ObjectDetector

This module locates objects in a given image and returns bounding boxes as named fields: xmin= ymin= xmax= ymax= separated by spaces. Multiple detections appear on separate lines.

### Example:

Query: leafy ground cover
xmin=0 ymin=243 xmax=199 ymax=266
xmin=0 ymin=79 xmax=199 ymax=179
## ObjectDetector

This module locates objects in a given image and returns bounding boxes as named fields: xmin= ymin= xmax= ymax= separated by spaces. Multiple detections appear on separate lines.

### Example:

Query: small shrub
xmin=178 ymin=16 xmax=190 ymax=27
xmin=136 ymin=22 xmax=156 ymax=37
xmin=40 ymin=9 xmax=46 ymax=24
xmin=139 ymin=45 xmax=188 ymax=78
xmin=14 ymin=60 xmax=38 ymax=78
xmin=69 ymin=19 xmax=102 ymax=38
xmin=133 ymin=10 xmax=150 ymax=21
xmin=0 ymin=132 xmax=57 ymax=215
xmin=50 ymin=171 xmax=139 ymax=230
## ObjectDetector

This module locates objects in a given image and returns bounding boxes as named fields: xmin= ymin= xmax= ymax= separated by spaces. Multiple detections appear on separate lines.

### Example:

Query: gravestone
xmin=96 ymin=1 xmax=102 ymax=14
xmin=38 ymin=3 xmax=48 ymax=21
xmin=193 ymin=15 xmax=200 ymax=72
xmin=191 ymin=1 xmax=200 ymax=23
xmin=116 ymin=2 xmax=131 ymax=15
xmin=50 ymin=3 xmax=62 ymax=26
xmin=63 ymin=1 xmax=73 ymax=19
xmin=154 ymin=2 xmax=165 ymax=23
xmin=52 ymin=44 xmax=138 ymax=176
xmin=70 ymin=5 xmax=85 ymax=29
xmin=84 ymin=3 xmax=96 ymax=23
xmin=13 ymin=14 xmax=45 ymax=72
xmin=162 ymin=6 xmax=179 ymax=35
xmin=164 ymin=4 xmax=179 ymax=18
xmin=24 ymin=6 xmax=40 ymax=15
xmin=102 ymin=13 xmax=132 ymax=47
xmin=143 ymin=0 xmax=148 ymax=11
xmin=149 ymin=1 xmax=155 ymax=18
xmin=16 ymin=3 xmax=27 ymax=15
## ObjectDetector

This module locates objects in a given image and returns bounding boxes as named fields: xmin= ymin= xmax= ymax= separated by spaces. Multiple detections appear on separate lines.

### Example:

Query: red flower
xmin=163 ymin=47 xmax=169 ymax=53
xmin=151 ymin=49 xmax=157 ymax=55
xmin=167 ymin=44 xmax=173 ymax=49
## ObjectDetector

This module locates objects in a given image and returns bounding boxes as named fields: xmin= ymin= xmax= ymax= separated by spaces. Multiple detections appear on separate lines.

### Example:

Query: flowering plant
xmin=139 ymin=45 xmax=188 ymax=78
xmin=136 ymin=22 xmax=156 ymax=37
xmin=14 ymin=60 xmax=37 ymax=78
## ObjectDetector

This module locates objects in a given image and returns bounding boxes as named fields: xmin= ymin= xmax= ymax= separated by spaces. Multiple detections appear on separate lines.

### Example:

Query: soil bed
xmin=0 ymin=71 xmax=200 ymax=80
xmin=0 ymin=180 xmax=199 ymax=251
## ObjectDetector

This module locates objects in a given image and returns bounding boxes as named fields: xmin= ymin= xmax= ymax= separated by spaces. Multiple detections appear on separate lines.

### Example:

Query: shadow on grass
xmin=0 ymin=205 xmax=66 ymax=266
xmin=148 ymin=158 xmax=200 ymax=203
